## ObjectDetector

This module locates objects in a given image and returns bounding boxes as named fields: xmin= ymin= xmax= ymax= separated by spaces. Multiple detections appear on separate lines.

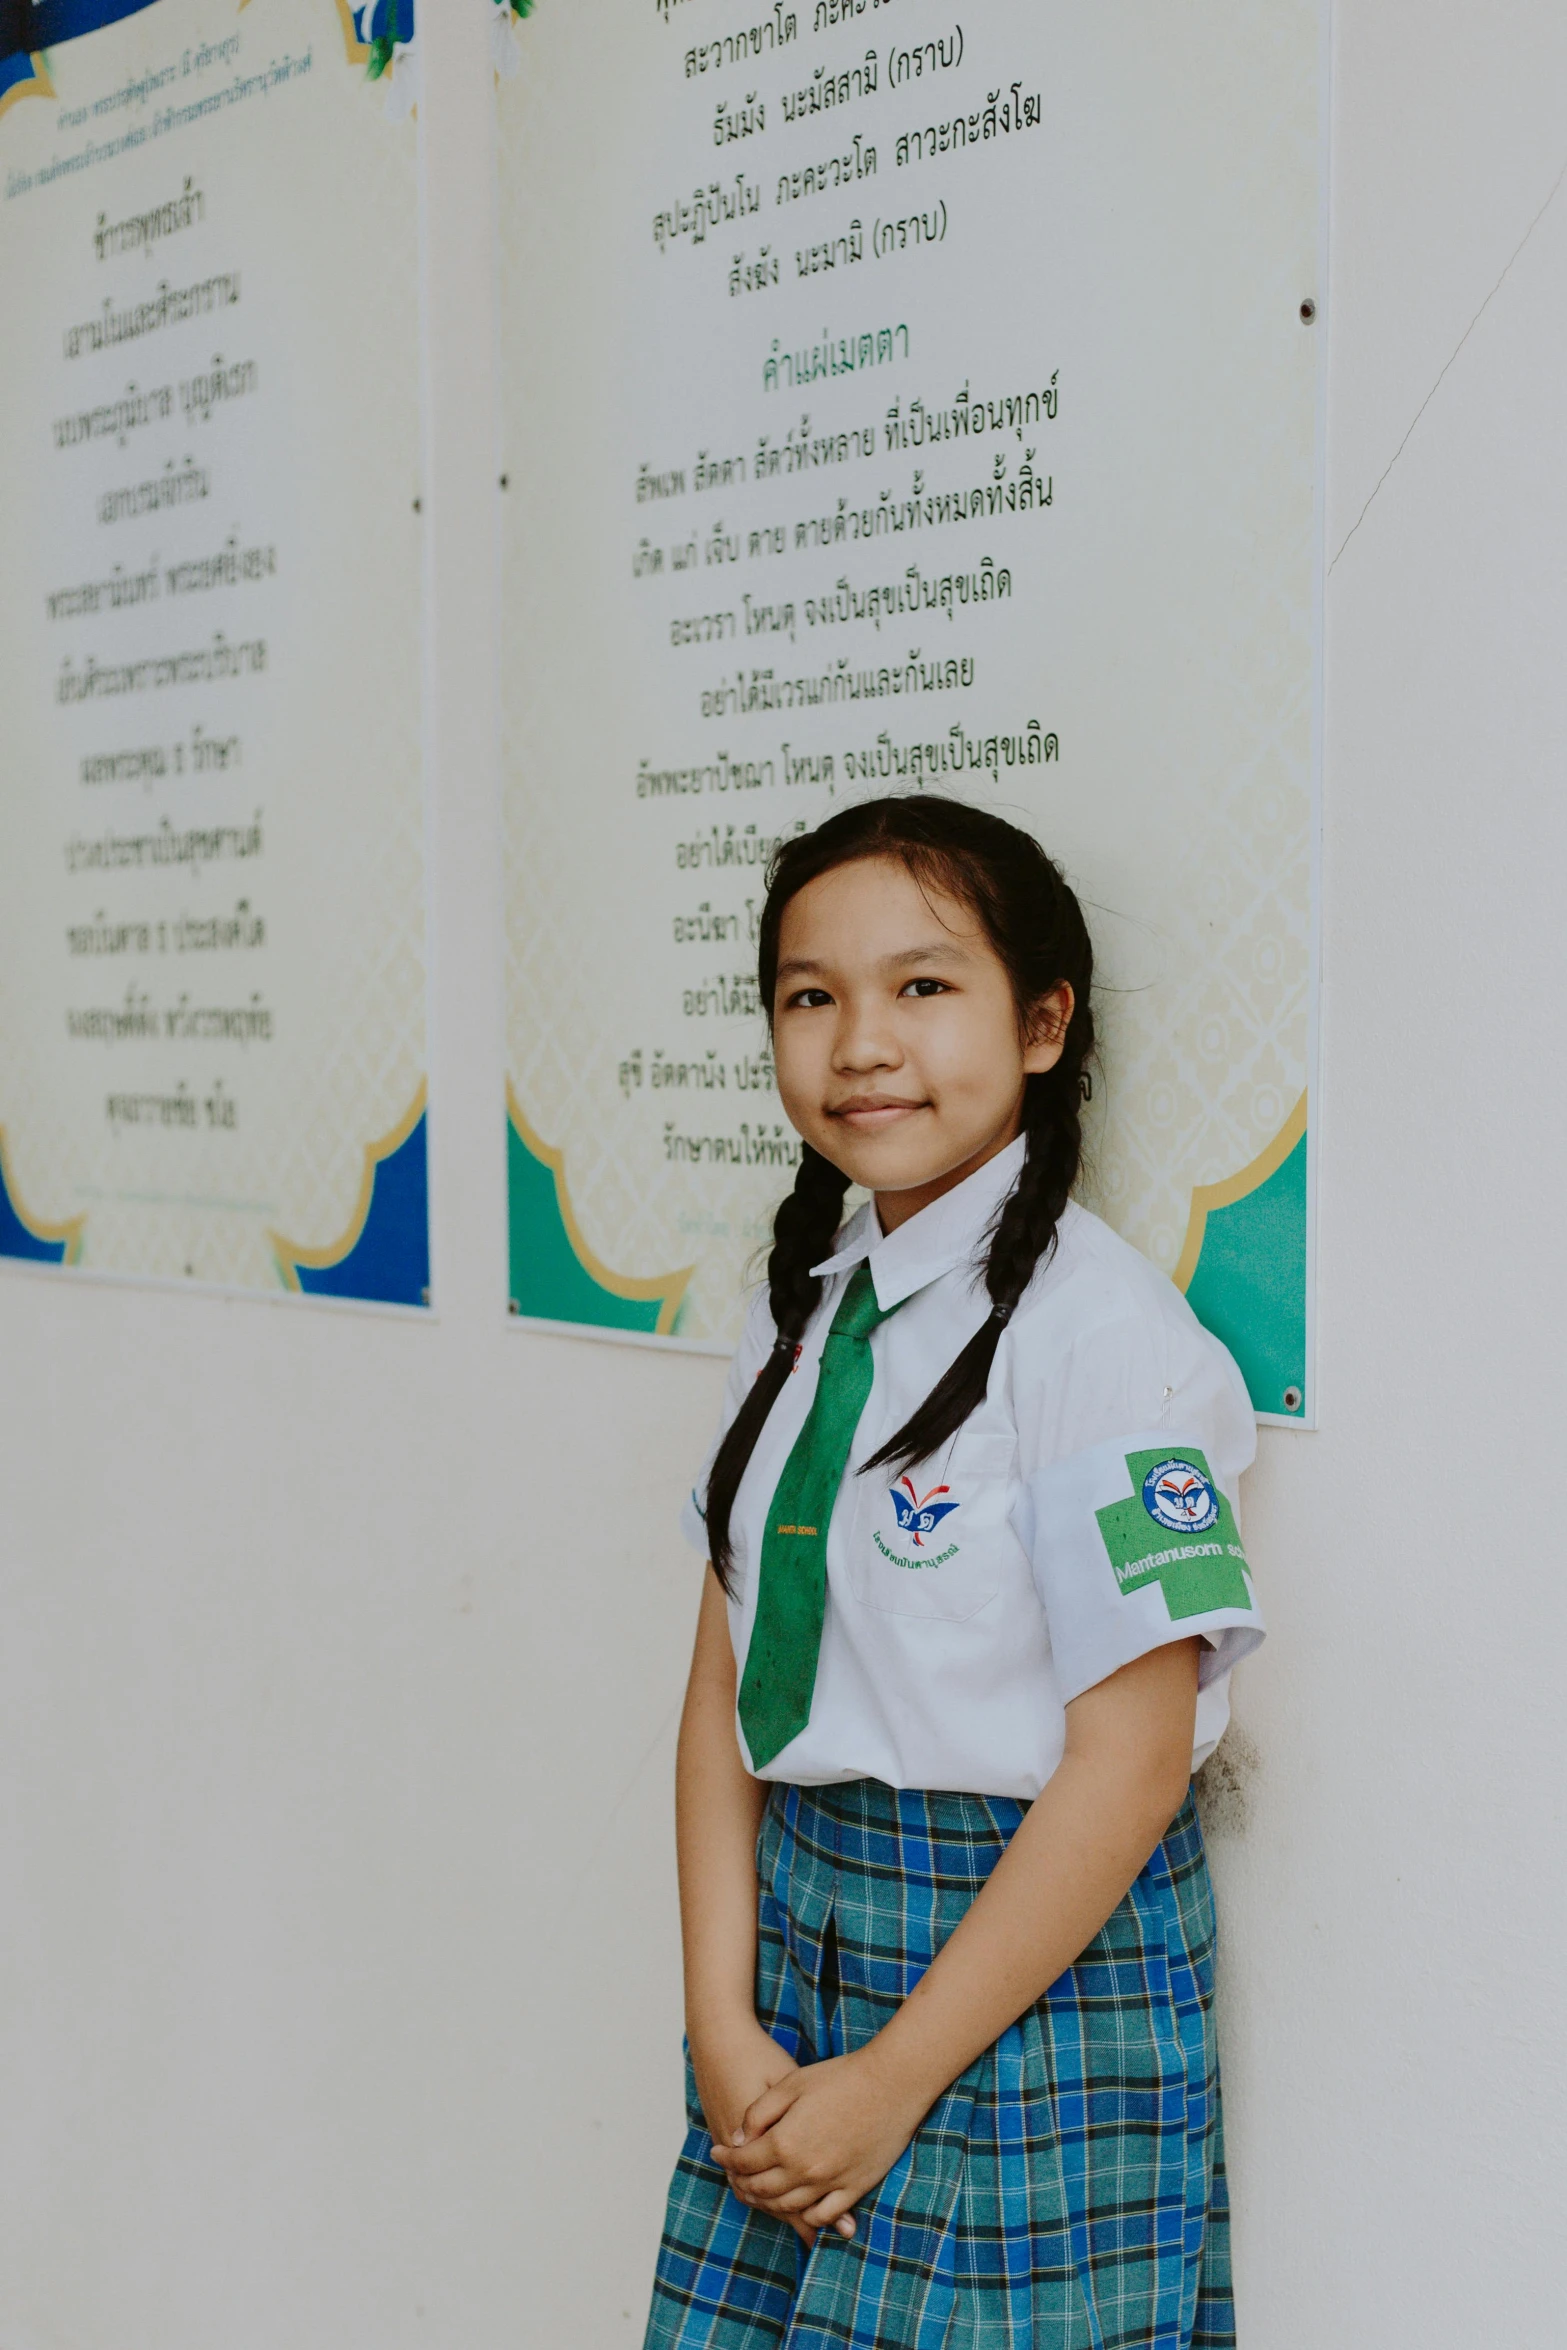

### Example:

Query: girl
xmin=645 ymin=796 xmax=1262 ymax=2349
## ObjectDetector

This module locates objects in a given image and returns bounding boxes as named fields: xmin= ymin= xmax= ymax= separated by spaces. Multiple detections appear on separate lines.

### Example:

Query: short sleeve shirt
xmin=683 ymin=1135 xmax=1263 ymax=1799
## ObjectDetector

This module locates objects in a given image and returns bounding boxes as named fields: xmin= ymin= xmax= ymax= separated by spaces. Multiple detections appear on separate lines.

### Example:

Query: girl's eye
xmin=900 ymin=977 xmax=951 ymax=999
xmin=785 ymin=986 xmax=834 ymax=1010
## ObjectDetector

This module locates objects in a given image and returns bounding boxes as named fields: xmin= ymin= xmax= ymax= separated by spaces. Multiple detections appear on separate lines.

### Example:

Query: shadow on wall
xmin=1194 ymin=1722 xmax=1261 ymax=1841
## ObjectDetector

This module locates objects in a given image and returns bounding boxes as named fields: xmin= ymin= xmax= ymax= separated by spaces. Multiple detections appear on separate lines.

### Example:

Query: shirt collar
xmin=810 ymin=1133 xmax=1028 ymax=1311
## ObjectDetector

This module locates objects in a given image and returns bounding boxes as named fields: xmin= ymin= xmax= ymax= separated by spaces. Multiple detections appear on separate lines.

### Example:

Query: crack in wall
xmin=1330 ymin=150 xmax=1567 ymax=573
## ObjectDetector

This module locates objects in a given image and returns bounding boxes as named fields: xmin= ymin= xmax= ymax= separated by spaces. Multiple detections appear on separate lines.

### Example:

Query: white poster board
xmin=0 ymin=0 xmax=428 ymax=1308
xmin=499 ymin=0 xmax=1324 ymax=1417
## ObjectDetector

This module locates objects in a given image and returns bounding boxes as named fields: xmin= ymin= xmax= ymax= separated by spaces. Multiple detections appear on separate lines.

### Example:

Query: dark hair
xmin=705 ymin=794 xmax=1095 ymax=1588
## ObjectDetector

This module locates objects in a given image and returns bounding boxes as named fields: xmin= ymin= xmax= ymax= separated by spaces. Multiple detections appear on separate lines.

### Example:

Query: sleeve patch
xmin=1095 ymin=1449 xmax=1252 ymax=1620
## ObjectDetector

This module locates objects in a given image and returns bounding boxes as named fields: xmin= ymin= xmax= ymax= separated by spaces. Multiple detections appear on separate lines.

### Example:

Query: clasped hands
xmin=695 ymin=2017 xmax=925 ymax=2247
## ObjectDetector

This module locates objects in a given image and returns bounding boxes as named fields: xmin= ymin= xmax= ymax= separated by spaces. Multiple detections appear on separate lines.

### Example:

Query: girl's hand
xmin=689 ymin=2018 xmax=824 ymax=2248
xmin=714 ymin=2043 xmax=926 ymax=2237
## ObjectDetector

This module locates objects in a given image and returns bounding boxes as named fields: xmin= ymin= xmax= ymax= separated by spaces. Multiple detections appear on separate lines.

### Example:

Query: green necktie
xmin=737 ymin=1264 xmax=899 ymax=1771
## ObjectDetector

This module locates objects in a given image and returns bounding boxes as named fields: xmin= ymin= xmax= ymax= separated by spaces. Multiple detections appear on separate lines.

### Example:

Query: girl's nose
xmin=832 ymin=1003 xmax=902 ymax=1070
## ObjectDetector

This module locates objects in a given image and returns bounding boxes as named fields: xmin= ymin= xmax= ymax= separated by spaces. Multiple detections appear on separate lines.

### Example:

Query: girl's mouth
xmin=829 ymin=1096 xmax=928 ymax=1131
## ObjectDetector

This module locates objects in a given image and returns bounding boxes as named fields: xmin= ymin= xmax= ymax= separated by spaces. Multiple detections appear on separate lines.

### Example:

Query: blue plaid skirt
xmin=645 ymin=1779 xmax=1232 ymax=2350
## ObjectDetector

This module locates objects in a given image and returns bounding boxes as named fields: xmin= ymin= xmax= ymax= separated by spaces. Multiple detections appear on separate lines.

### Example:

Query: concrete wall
xmin=3 ymin=3 xmax=1564 ymax=2343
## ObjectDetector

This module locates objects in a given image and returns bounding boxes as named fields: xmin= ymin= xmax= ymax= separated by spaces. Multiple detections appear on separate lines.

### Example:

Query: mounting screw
xmin=412 ymin=496 xmax=422 ymax=512
xmin=508 ymin=1297 xmax=522 ymax=1315
xmin=1282 ymin=1385 xmax=1303 ymax=1412
xmin=420 ymin=1286 xmax=431 ymax=1307
xmin=1299 ymin=298 xmax=1316 ymax=324
xmin=499 ymin=473 xmax=510 ymax=490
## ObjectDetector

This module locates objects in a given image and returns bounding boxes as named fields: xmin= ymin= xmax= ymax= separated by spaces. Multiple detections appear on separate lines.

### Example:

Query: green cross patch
xmin=1094 ymin=1448 xmax=1253 ymax=1620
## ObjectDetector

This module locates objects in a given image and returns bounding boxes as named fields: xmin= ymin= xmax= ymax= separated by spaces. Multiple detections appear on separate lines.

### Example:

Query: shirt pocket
xmin=844 ymin=1429 xmax=1019 ymax=1622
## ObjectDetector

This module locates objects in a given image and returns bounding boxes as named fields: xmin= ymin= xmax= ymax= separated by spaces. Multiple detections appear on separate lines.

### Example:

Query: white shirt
xmin=683 ymin=1136 xmax=1264 ymax=1799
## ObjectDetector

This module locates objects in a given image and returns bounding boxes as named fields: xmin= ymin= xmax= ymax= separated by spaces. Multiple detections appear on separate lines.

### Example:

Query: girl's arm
xmin=677 ymin=1571 xmax=849 ymax=2244
xmin=715 ymin=1637 xmax=1201 ymax=2234
xmin=677 ymin=1569 xmax=770 ymax=2056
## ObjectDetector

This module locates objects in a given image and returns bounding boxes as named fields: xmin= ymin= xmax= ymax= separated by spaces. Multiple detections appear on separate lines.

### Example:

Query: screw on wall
xmin=1299 ymin=298 xmax=1316 ymax=324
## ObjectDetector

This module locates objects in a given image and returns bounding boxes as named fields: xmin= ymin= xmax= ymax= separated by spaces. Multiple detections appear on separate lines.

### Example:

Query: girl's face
xmin=772 ymin=855 xmax=1072 ymax=1230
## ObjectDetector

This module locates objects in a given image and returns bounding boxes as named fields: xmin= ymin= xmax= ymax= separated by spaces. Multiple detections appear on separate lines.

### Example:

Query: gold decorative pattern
xmin=269 ymin=1080 xmax=425 ymax=1290
xmin=0 ymin=1123 xmax=85 ymax=1261
xmin=0 ymin=55 xmax=55 ymax=123
xmin=508 ymin=1081 xmax=693 ymax=1336
xmin=329 ymin=0 xmax=368 ymax=64
xmin=1172 ymin=1090 xmax=1308 ymax=1294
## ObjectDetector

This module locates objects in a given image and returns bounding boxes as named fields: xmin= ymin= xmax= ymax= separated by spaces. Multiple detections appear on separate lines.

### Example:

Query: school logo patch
xmin=1142 ymin=1458 xmax=1220 ymax=1535
xmin=1094 ymin=1447 xmax=1254 ymax=1620
xmin=874 ymin=1478 xmax=962 ymax=1570
xmin=889 ymin=1478 xmax=960 ymax=1549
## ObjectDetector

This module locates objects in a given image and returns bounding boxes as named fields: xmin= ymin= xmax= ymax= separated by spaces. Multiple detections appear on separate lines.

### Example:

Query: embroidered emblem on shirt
xmin=1141 ymin=1457 xmax=1220 ymax=1535
xmin=1094 ymin=1447 xmax=1253 ymax=1618
xmin=871 ymin=1479 xmax=962 ymax=1570
xmin=889 ymin=1478 xmax=960 ymax=1549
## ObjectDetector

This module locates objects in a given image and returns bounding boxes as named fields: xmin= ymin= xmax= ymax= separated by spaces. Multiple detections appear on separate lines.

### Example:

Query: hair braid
xmin=860 ymin=1040 xmax=1093 ymax=1479
xmin=983 ymin=1058 xmax=1089 ymax=1321
xmin=704 ymin=1143 xmax=851 ymax=1590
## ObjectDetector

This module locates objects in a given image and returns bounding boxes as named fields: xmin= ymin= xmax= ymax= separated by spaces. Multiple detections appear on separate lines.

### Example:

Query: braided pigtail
xmin=862 ymin=1033 xmax=1093 ymax=1478
xmin=705 ymin=1143 xmax=851 ymax=1591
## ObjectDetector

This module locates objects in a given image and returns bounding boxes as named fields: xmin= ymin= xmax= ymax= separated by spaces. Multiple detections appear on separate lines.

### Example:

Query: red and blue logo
xmin=1142 ymin=1457 xmax=1220 ymax=1535
xmin=889 ymin=1477 xmax=961 ymax=1548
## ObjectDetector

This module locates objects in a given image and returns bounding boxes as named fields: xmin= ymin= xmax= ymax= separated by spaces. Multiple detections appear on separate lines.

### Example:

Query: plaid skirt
xmin=644 ymin=1779 xmax=1232 ymax=2350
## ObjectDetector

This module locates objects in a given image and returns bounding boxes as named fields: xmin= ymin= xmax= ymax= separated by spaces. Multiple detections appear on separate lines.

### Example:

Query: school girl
xmin=644 ymin=796 xmax=1264 ymax=2350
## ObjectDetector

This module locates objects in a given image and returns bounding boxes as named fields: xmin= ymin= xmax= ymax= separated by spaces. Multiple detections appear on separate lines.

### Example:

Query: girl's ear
xmin=1022 ymin=982 xmax=1075 ymax=1075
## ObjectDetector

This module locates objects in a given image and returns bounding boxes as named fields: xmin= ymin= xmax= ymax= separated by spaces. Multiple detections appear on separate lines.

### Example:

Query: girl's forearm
xmin=676 ymin=1571 xmax=770 ymax=2042
xmin=867 ymin=1642 xmax=1200 ymax=2115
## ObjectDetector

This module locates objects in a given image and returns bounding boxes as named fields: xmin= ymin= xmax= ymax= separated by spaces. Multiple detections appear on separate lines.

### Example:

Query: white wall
xmin=3 ymin=4 xmax=1565 ymax=2344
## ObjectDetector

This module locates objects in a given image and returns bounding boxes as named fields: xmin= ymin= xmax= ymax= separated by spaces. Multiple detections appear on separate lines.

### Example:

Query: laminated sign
xmin=0 ymin=0 xmax=428 ymax=1307
xmin=496 ymin=0 xmax=1325 ymax=1416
